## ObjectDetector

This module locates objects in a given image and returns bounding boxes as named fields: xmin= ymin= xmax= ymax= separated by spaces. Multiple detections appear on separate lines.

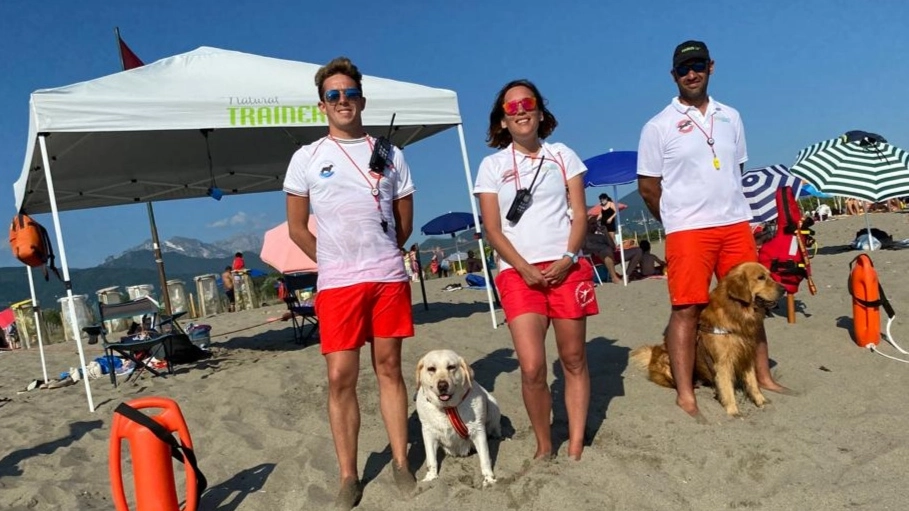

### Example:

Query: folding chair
xmin=85 ymin=297 xmax=186 ymax=387
xmin=283 ymin=273 xmax=319 ymax=345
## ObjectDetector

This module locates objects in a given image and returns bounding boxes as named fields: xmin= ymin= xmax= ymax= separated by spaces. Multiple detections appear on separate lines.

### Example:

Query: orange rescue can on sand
xmin=109 ymin=397 xmax=201 ymax=511
xmin=849 ymin=254 xmax=881 ymax=348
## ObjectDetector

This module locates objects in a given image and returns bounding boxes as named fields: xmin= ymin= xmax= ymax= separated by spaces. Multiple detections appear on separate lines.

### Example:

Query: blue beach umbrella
xmin=583 ymin=150 xmax=638 ymax=286
xmin=420 ymin=212 xmax=478 ymax=236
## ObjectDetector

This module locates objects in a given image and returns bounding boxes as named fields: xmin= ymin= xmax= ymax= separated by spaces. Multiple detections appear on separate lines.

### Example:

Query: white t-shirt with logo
xmin=637 ymin=97 xmax=751 ymax=235
xmin=473 ymin=141 xmax=586 ymax=271
xmin=284 ymin=136 xmax=415 ymax=290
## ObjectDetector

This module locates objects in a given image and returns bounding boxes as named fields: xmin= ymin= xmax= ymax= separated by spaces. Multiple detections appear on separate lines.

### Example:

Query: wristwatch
xmin=562 ymin=251 xmax=579 ymax=264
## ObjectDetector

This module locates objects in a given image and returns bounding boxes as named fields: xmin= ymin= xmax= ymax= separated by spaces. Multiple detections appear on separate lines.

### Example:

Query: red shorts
xmin=665 ymin=221 xmax=758 ymax=306
xmin=495 ymin=259 xmax=599 ymax=322
xmin=314 ymin=281 xmax=414 ymax=355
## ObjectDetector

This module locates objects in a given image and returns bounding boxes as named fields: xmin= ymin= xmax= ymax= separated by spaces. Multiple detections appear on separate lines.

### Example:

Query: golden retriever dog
xmin=415 ymin=349 xmax=501 ymax=486
xmin=631 ymin=262 xmax=783 ymax=416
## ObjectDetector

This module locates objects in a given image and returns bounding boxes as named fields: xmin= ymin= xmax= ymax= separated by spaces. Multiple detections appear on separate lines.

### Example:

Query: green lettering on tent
xmin=257 ymin=107 xmax=273 ymax=125
xmin=226 ymin=104 xmax=324 ymax=125
xmin=281 ymin=106 xmax=296 ymax=124
xmin=240 ymin=107 xmax=256 ymax=126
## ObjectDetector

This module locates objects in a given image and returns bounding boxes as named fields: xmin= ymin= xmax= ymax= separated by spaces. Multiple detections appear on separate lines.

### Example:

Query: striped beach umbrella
xmin=741 ymin=164 xmax=802 ymax=223
xmin=790 ymin=131 xmax=909 ymax=203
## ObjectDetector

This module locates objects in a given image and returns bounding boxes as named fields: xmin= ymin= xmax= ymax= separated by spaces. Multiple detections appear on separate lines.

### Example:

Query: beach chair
xmin=85 ymin=296 xmax=187 ymax=386
xmin=283 ymin=272 xmax=319 ymax=345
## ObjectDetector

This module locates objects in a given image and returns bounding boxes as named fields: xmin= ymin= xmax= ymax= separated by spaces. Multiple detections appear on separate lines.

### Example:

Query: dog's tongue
xmin=438 ymin=394 xmax=451 ymax=401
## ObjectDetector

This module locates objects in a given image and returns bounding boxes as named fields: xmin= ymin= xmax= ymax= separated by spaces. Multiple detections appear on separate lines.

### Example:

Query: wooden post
xmin=188 ymin=293 xmax=198 ymax=319
xmin=787 ymin=293 xmax=796 ymax=324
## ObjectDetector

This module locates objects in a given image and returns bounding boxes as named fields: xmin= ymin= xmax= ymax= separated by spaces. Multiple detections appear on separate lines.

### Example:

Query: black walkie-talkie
xmin=369 ymin=113 xmax=396 ymax=174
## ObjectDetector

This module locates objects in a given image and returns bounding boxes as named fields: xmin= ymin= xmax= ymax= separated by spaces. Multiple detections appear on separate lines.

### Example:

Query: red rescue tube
xmin=109 ymin=397 xmax=198 ymax=511
xmin=850 ymin=254 xmax=881 ymax=347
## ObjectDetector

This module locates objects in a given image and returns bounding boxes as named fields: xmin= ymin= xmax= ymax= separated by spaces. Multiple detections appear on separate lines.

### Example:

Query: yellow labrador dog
xmin=415 ymin=349 xmax=501 ymax=486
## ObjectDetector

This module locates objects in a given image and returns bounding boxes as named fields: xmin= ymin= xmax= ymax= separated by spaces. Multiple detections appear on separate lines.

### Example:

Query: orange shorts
xmin=665 ymin=222 xmax=757 ymax=306
xmin=314 ymin=281 xmax=414 ymax=355
xmin=495 ymin=259 xmax=599 ymax=322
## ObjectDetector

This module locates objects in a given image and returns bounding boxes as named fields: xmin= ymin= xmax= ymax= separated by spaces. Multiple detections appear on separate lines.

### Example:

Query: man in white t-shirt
xmin=283 ymin=56 xmax=416 ymax=508
xmin=637 ymin=41 xmax=786 ymax=419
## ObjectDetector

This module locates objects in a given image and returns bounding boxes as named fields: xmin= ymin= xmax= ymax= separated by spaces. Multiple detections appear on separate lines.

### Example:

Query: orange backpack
xmin=8 ymin=213 xmax=61 ymax=281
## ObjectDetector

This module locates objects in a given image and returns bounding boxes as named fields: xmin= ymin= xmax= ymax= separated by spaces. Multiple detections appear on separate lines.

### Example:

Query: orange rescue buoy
xmin=109 ymin=397 xmax=204 ymax=511
xmin=849 ymin=254 xmax=881 ymax=347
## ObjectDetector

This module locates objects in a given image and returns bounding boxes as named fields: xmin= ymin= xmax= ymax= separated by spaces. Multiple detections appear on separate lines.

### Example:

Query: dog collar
xmin=443 ymin=386 xmax=473 ymax=439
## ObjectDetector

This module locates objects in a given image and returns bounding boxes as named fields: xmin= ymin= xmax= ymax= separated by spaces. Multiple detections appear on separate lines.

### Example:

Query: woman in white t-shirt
xmin=474 ymin=79 xmax=598 ymax=461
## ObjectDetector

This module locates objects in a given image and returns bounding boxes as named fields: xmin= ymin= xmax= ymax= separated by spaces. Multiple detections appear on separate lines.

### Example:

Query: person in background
xmin=637 ymin=40 xmax=785 ymax=419
xmin=636 ymin=239 xmax=666 ymax=277
xmin=222 ymin=266 xmax=236 ymax=312
xmin=475 ymin=78 xmax=597 ymax=461
xmin=596 ymin=193 xmax=619 ymax=245
xmin=408 ymin=244 xmax=421 ymax=281
xmin=283 ymin=56 xmax=416 ymax=508
xmin=466 ymin=250 xmax=483 ymax=273
xmin=232 ymin=252 xmax=246 ymax=270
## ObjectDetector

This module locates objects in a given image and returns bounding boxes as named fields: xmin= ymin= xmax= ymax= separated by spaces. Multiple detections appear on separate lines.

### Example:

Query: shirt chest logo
xmin=318 ymin=161 xmax=335 ymax=178
xmin=676 ymin=119 xmax=694 ymax=134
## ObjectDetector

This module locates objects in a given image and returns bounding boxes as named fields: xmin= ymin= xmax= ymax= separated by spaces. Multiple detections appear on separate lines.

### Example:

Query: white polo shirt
xmin=637 ymin=97 xmax=751 ymax=235
xmin=473 ymin=141 xmax=586 ymax=270
xmin=284 ymin=136 xmax=415 ymax=290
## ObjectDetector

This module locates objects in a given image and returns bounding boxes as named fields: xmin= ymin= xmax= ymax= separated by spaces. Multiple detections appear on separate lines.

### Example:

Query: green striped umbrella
xmin=790 ymin=131 xmax=909 ymax=203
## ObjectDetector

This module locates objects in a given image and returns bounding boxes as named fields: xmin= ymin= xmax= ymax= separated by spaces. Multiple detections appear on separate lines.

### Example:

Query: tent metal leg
xmin=39 ymin=134 xmax=95 ymax=413
xmin=26 ymin=266 xmax=49 ymax=383
xmin=457 ymin=124 xmax=498 ymax=329
xmin=613 ymin=185 xmax=628 ymax=286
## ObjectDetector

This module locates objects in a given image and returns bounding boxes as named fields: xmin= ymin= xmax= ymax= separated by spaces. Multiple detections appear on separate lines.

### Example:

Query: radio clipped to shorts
xmin=369 ymin=114 xmax=396 ymax=174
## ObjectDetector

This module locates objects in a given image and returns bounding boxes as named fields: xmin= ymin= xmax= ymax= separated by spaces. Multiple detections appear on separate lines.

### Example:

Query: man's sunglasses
xmin=324 ymin=88 xmax=362 ymax=103
xmin=674 ymin=61 xmax=708 ymax=77
xmin=502 ymin=96 xmax=538 ymax=116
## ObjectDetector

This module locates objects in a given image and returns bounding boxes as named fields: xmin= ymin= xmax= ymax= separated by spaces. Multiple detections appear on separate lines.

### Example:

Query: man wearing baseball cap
xmin=636 ymin=40 xmax=788 ymax=419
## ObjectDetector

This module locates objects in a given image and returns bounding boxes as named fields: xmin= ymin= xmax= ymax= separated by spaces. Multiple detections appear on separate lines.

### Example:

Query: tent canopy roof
xmin=15 ymin=46 xmax=462 ymax=213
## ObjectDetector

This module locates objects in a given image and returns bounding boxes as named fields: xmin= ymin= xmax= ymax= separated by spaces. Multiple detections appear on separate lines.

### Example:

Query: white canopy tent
xmin=13 ymin=47 xmax=498 ymax=412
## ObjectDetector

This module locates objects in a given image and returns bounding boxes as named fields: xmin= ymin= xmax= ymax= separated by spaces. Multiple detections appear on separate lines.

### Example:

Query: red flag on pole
xmin=115 ymin=28 xmax=144 ymax=70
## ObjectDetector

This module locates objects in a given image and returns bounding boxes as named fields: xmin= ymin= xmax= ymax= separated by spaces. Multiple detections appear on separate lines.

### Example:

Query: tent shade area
xmin=15 ymin=46 xmax=463 ymax=213
xmin=12 ymin=46 xmax=499 ymax=412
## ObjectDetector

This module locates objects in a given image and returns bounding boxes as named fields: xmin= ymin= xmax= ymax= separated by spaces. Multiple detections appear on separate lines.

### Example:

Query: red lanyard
xmin=329 ymin=136 xmax=388 ymax=230
xmin=510 ymin=144 xmax=567 ymax=190
xmin=684 ymin=111 xmax=721 ymax=170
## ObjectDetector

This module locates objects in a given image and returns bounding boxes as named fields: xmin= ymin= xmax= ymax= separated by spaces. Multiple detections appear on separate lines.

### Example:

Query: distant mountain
xmin=107 ymin=232 xmax=265 ymax=262
xmin=212 ymin=232 xmax=265 ymax=256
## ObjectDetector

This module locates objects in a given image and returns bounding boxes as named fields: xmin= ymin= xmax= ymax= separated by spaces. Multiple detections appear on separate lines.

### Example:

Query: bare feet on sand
xmin=334 ymin=477 xmax=363 ymax=511
xmin=392 ymin=462 xmax=416 ymax=495
xmin=677 ymin=396 xmax=709 ymax=424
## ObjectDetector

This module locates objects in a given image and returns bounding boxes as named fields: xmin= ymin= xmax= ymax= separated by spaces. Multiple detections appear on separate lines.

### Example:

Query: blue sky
xmin=1 ymin=0 xmax=907 ymax=268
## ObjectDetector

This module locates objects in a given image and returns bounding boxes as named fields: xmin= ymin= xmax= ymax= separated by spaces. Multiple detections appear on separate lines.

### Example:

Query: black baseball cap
xmin=673 ymin=40 xmax=710 ymax=67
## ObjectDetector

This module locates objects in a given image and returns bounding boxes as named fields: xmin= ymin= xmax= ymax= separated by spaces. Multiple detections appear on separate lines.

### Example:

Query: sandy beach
xmin=3 ymin=211 xmax=909 ymax=510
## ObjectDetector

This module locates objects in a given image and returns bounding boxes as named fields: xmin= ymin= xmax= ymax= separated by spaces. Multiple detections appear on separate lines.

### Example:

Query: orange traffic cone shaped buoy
xmin=109 ymin=397 xmax=206 ymax=511
xmin=849 ymin=254 xmax=882 ymax=348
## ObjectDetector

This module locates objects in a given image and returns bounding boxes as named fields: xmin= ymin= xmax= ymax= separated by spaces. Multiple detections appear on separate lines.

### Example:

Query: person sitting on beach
xmin=584 ymin=216 xmax=641 ymax=284
xmin=636 ymin=239 xmax=666 ymax=277
xmin=283 ymin=56 xmax=417 ymax=508
xmin=466 ymin=250 xmax=483 ymax=273
xmin=475 ymin=78 xmax=598 ymax=461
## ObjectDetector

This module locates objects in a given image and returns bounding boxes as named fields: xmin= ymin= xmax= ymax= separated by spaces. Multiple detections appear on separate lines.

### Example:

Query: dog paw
xmin=482 ymin=475 xmax=497 ymax=487
xmin=422 ymin=471 xmax=438 ymax=482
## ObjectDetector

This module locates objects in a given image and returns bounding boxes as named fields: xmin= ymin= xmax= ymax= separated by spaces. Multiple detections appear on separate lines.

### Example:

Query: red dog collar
xmin=443 ymin=387 xmax=473 ymax=439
